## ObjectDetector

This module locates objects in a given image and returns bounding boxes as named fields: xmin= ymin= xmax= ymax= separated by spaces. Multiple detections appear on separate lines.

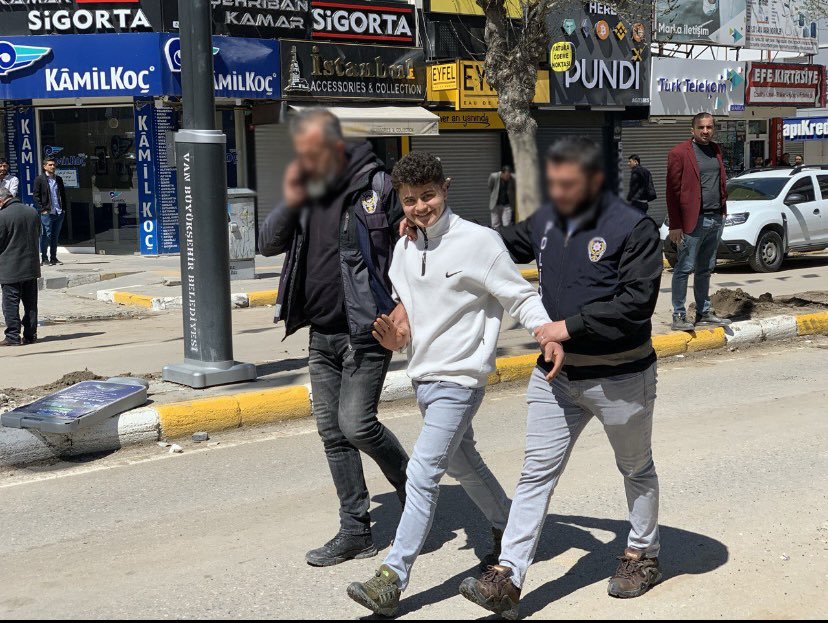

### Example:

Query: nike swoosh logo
xmin=446 ymin=271 xmax=462 ymax=278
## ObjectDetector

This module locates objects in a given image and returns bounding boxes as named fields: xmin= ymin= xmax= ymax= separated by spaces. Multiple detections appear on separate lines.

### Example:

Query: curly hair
xmin=391 ymin=151 xmax=445 ymax=191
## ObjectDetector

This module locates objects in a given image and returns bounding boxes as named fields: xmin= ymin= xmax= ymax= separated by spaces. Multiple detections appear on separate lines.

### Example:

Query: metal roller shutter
xmin=536 ymin=126 xmax=605 ymax=163
xmin=253 ymin=123 xmax=293 ymax=237
xmin=785 ymin=141 xmax=804 ymax=159
xmin=621 ymin=124 xmax=690 ymax=224
xmin=410 ymin=133 xmax=501 ymax=225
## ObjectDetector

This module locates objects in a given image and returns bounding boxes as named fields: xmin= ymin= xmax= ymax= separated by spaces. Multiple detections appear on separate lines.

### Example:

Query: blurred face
xmin=43 ymin=160 xmax=56 ymax=175
xmin=501 ymin=170 xmax=512 ymax=181
xmin=754 ymin=157 xmax=763 ymax=167
xmin=399 ymin=181 xmax=448 ymax=229
xmin=0 ymin=162 xmax=8 ymax=177
xmin=545 ymin=161 xmax=604 ymax=217
xmin=794 ymin=155 xmax=803 ymax=165
xmin=628 ymin=158 xmax=637 ymax=169
xmin=292 ymin=124 xmax=345 ymax=199
xmin=692 ymin=116 xmax=715 ymax=145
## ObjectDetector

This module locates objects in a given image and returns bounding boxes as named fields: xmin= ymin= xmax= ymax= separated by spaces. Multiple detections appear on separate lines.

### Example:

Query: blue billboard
xmin=783 ymin=117 xmax=828 ymax=141
xmin=0 ymin=33 xmax=280 ymax=101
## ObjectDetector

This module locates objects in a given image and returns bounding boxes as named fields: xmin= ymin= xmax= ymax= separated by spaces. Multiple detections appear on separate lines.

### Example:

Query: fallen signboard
xmin=1 ymin=378 xmax=149 ymax=434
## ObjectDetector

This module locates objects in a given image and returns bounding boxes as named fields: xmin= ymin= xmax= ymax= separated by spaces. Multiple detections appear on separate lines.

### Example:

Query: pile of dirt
xmin=693 ymin=288 xmax=828 ymax=320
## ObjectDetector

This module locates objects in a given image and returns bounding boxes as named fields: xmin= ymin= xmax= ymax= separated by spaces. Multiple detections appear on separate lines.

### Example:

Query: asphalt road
xmin=3 ymin=253 xmax=828 ymax=392
xmin=1 ymin=339 xmax=826 ymax=619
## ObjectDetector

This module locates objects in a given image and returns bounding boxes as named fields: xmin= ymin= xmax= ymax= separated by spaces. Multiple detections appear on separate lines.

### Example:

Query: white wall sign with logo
xmin=654 ymin=0 xmax=746 ymax=46
xmin=746 ymin=0 xmax=818 ymax=54
xmin=650 ymin=58 xmax=746 ymax=117
xmin=56 ymin=168 xmax=79 ymax=189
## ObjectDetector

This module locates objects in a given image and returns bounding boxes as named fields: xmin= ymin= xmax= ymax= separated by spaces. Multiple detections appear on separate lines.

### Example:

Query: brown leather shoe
xmin=607 ymin=547 xmax=663 ymax=598
xmin=459 ymin=565 xmax=521 ymax=620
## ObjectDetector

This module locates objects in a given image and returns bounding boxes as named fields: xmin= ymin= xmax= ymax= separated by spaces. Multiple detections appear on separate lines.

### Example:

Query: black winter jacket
xmin=500 ymin=192 xmax=663 ymax=380
xmin=0 ymin=198 xmax=41 ymax=284
xmin=258 ymin=142 xmax=403 ymax=348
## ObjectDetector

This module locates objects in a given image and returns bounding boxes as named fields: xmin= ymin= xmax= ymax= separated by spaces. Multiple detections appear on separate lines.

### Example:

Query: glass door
xmin=39 ymin=106 xmax=138 ymax=254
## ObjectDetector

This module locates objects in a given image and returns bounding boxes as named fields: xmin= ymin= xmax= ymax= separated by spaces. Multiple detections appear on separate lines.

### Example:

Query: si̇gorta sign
xmin=311 ymin=0 xmax=415 ymax=45
xmin=650 ymin=57 xmax=746 ymax=117
xmin=0 ymin=0 xmax=164 ymax=35
xmin=783 ymin=117 xmax=828 ymax=141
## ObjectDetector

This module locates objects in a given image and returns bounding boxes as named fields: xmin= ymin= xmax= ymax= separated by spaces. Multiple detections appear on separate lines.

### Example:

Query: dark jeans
xmin=308 ymin=330 xmax=409 ymax=535
xmin=40 ymin=212 xmax=65 ymax=261
xmin=672 ymin=213 xmax=724 ymax=316
xmin=2 ymin=280 xmax=38 ymax=342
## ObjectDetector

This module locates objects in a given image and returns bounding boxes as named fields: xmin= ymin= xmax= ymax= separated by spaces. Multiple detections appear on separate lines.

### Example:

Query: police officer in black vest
xmin=461 ymin=137 xmax=665 ymax=618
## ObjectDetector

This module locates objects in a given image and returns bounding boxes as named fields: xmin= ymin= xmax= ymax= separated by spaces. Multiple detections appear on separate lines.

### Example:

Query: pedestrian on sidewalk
xmin=489 ymin=165 xmax=515 ymax=228
xmin=346 ymin=151 xmax=563 ymax=618
xmin=258 ymin=109 xmax=409 ymax=568
xmin=32 ymin=157 xmax=67 ymax=267
xmin=458 ymin=137 xmax=664 ymax=620
xmin=666 ymin=112 xmax=732 ymax=332
xmin=0 ymin=187 xmax=41 ymax=346
xmin=626 ymin=154 xmax=656 ymax=213
xmin=0 ymin=158 xmax=19 ymax=197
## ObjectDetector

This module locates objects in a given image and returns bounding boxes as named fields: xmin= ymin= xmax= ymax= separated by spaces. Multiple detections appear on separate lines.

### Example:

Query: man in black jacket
xmin=32 ymin=157 xmax=68 ymax=266
xmin=0 ymin=188 xmax=41 ymax=346
xmin=626 ymin=154 xmax=654 ymax=213
xmin=258 ymin=109 xmax=409 ymax=567
xmin=461 ymin=138 xmax=664 ymax=618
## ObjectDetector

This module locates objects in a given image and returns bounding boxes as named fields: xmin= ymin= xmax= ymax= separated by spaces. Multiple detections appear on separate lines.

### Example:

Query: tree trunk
xmin=478 ymin=0 xmax=550 ymax=219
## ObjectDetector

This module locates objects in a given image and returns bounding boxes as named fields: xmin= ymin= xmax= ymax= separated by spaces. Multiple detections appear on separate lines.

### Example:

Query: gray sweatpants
xmin=384 ymin=381 xmax=511 ymax=590
xmin=499 ymin=364 xmax=660 ymax=589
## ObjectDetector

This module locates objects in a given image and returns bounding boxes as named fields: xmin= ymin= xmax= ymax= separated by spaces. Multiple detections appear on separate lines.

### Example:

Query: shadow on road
xmin=367 ymin=485 xmax=728 ymax=618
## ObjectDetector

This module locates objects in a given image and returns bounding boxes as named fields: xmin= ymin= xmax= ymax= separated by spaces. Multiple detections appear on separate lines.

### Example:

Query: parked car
xmin=661 ymin=165 xmax=828 ymax=272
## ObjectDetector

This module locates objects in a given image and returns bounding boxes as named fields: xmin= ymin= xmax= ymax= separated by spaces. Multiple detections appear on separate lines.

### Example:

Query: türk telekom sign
xmin=746 ymin=62 xmax=826 ymax=108
xmin=0 ymin=0 xmax=164 ymax=35
xmin=311 ymin=0 xmax=415 ymax=45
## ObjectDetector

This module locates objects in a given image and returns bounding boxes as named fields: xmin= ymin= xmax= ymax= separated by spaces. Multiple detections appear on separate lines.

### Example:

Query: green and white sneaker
xmin=347 ymin=565 xmax=401 ymax=617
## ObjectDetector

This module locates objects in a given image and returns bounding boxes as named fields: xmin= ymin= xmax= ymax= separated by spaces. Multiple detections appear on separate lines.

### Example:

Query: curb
xmin=3 ymin=311 xmax=827 ymax=467
xmin=97 ymin=289 xmax=279 ymax=311
xmin=99 ymin=273 xmax=540 ymax=311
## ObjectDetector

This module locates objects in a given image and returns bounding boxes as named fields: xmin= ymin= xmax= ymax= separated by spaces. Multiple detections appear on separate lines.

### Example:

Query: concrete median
xmin=3 ymin=311 xmax=828 ymax=467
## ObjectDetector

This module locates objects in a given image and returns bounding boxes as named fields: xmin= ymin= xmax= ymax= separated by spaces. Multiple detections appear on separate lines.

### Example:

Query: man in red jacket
xmin=666 ymin=112 xmax=731 ymax=331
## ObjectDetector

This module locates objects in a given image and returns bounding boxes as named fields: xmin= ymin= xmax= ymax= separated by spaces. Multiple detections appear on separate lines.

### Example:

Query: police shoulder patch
xmin=361 ymin=190 xmax=379 ymax=214
xmin=588 ymin=237 xmax=607 ymax=262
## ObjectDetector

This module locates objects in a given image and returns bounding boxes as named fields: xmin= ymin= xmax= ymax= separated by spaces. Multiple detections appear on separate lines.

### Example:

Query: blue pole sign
xmin=3 ymin=103 xmax=37 ymax=205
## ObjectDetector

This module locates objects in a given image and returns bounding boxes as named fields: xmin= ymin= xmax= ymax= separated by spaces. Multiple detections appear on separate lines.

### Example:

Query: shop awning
xmin=290 ymin=106 xmax=439 ymax=137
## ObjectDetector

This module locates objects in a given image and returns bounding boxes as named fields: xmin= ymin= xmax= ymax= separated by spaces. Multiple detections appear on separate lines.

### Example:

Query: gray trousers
xmin=491 ymin=204 xmax=513 ymax=228
xmin=384 ymin=381 xmax=511 ymax=590
xmin=500 ymin=365 xmax=660 ymax=589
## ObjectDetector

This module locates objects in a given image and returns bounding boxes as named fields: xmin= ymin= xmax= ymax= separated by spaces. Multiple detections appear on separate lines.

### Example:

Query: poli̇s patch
xmin=588 ymin=237 xmax=607 ymax=262
xmin=361 ymin=190 xmax=379 ymax=214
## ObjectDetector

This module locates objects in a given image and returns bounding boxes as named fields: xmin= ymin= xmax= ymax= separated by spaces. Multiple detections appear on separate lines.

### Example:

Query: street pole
xmin=162 ymin=0 xmax=257 ymax=388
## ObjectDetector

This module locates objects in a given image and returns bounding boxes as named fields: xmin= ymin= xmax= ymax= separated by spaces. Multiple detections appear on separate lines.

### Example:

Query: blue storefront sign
xmin=0 ymin=34 xmax=167 ymax=100
xmin=783 ymin=117 xmax=828 ymax=141
xmin=1 ymin=33 xmax=281 ymax=101
xmin=162 ymin=35 xmax=280 ymax=100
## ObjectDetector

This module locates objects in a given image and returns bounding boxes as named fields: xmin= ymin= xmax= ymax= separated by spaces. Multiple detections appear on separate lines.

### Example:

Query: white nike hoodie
xmin=389 ymin=209 xmax=551 ymax=388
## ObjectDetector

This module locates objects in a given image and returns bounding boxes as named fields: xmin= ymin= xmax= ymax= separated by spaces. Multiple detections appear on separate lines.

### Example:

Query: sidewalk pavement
xmin=3 ymin=310 xmax=828 ymax=467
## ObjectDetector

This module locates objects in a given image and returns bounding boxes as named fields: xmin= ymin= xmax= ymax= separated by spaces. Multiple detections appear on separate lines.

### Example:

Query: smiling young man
xmin=346 ymin=151 xmax=563 ymax=617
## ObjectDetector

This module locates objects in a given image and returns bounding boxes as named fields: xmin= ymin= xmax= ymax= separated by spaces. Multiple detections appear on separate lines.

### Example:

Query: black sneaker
xmin=41 ymin=258 xmax=48 ymax=266
xmin=695 ymin=312 xmax=732 ymax=327
xmin=305 ymin=532 xmax=378 ymax=567
xmin=479 ymin=527 xmax=503 ymax=571
xmin=671 ymin=313 xmax=695 ymax=332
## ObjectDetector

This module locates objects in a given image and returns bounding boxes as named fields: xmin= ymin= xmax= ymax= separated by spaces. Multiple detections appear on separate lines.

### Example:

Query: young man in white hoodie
xmin=346 ymin=151 xmax=564 ymax=617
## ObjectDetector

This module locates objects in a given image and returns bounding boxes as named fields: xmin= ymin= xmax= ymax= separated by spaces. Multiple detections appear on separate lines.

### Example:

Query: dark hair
xmin=501 ymin=165 xmax=512 ymax=174
xmin=43 ymin=157 xmax=56 ymax=165
xmin=391 ymin=151 xmax=445 ymax=191
xmin=692 ymin=112 xmax=714 ymax=128
xmin=629 ymin=154 xmax=641 ymax=164
xmin=0 ymin=157 xmax=8 ymax=166
xmin=545 ymin=136 xmax=603 ymax=174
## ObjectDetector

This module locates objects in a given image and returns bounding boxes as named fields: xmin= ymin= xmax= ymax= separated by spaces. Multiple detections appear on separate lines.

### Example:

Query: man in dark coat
xmin=626 ymin=154 xmax=654 ymax=213
xmin=32 ymin=157 xmax=68 ymax=266
xmin=0 ymin=187 xmax=41 ymax=346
